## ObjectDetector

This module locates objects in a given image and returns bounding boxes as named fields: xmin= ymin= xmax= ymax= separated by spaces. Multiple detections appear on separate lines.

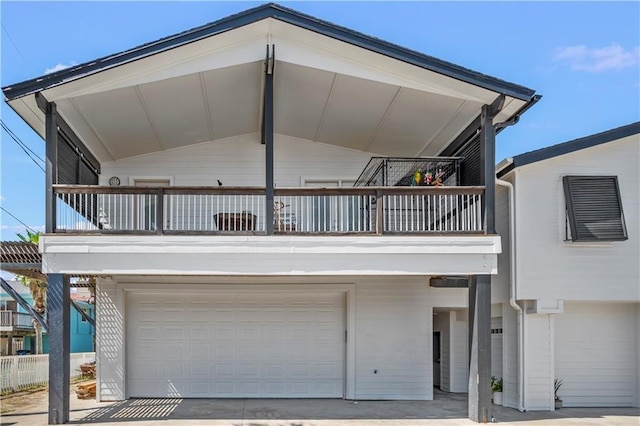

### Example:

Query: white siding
xmin=433 ymin=312 xmax=451 ymax=392
xmin=449 ymin=310 xmax=469 ymax=393
xmin=637 ymin=304 xmax=640 ymax=408
xmin=513 ymin=134 xmax=639 ymax=302
xmin=100 ymin=133 xmax=372 ymax=188
xmin=432 ymin=309 xmax=468 ymax=394
xmin=555 ymin=302 xmax=639 ymax=407
xmin=493 ymin=184 xmax=511 ymax=303
xmin=354 ymin=282 xmax=431 ymax=400
xmin=502 ymin=302 xmax=520 ymax=409
xmin=524 ymin=313 xmax=554 ymax=411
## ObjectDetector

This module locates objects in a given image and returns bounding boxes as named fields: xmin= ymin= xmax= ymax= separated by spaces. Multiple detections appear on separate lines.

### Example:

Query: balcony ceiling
xmin=55 ymin=61 xmax=496 ymax=160
xmin=4 ymin=8 xmax=535 ymax=162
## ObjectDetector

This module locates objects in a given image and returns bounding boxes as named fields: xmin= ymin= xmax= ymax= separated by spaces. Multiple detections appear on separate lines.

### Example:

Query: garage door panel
xmin=165 ymin=363 xmax=187 ymax=377
xmin=129 ymin=360 xmax=161 ymax=379
xmin=262 ymin=364 xmax=286 ymax=377
xmin=127 ymin=291 xmax=345 ymax=398
xmin=189 ymin=327 xmax=209 ymax=341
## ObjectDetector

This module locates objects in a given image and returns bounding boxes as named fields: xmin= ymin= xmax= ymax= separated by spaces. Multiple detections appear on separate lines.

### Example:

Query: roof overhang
xmin=4 ymin=3 xmax=538 ymax=162
xmin=496 ymin=121 xmax=640 ymax=178
xmin=0 ymin=241 xmax=45 ymax=281
xmin=0 ymin=241 xmax=95 ymax=285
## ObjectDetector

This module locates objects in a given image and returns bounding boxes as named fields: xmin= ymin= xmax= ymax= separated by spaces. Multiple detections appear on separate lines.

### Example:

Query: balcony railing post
xmin=376 ymin=190 xmax=384 ymax=235
xmin=156 ymin=188 xmax=164 ymax=235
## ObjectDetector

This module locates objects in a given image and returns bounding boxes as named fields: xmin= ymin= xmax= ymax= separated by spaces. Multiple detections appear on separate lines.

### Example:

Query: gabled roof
xmin=497 ymin=121 xmax=640 ymax=177
xmin=2 ymin=3 xmax=535 ymax=102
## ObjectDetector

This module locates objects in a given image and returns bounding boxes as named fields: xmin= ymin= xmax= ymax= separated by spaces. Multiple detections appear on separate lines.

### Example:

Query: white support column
xmin=523 ymin=311 xmax=554 ymax=411
xmin=96 ymin=277 xmax=126 ymax=401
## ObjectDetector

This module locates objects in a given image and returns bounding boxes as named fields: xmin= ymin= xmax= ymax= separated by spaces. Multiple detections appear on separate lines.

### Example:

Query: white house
xmin=2 ymin=4 xmax=540 ymax=424
xmin=493 ymin=122 xmax=640 ymax=411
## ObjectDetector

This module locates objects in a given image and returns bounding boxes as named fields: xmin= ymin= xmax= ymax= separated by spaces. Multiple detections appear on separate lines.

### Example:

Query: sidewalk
xmin=1 ymin=389 xmax=638 ymax=425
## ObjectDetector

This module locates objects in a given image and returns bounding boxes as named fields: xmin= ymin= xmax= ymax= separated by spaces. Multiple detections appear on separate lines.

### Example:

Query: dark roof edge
xmin=267 ymin=5 xmax=535 ymax=100
xmin=3 ymin=3 xmax=536 ymax=102
xmin=497 ymin=121 xmax=640 ymax=178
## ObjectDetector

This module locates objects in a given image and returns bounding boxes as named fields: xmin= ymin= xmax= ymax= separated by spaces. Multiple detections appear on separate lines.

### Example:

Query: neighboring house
xmin=0 ymin=280 xmax=34 ymax=355
xmin=2 ymin=4 xmax=540 ymax=423
xmin=492 ymin=122 xmax=640 ymax=410
xmin=0 ymin=280 xmax=95 ymax=355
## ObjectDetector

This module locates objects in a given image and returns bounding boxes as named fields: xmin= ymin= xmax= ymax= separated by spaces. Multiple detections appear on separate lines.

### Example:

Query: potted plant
xmin=554 ymin=379 xmax=563 ymax=409
xmin=491 ymin=376 xmax=503 ymax=405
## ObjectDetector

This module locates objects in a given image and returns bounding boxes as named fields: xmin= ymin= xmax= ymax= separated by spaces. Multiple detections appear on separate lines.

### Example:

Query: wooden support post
xmin=479 ymin=103 xmax=497 ymax=234
xmin=468 ymin=275 xmax=492 ymax=423
xmin=156 ymin=188 xmax=164 ymax=235
xmin=264 ymin=45 xmax=275 ymax=235
xmin=47 ymin=274 xmax=70 ymax=424
xmin=45 ymin=102 xmax=58 ymax=233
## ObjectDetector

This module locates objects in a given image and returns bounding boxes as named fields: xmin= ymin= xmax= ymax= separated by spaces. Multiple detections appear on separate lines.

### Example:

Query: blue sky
xmin=1 ymin=1 xmax=639 ymax=242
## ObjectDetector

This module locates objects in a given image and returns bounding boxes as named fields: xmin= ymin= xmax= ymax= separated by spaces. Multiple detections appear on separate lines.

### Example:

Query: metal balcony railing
xmin=53 ymin=185 xmax=485 ymax=235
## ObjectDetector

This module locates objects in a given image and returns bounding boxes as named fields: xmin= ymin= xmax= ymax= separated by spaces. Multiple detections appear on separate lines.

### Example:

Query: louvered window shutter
xmin=563 ymin=176 xmax=628 ymax=242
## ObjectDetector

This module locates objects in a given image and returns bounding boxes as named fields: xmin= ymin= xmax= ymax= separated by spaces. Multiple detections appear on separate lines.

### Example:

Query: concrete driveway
xmin=1 ymin=389 xmax=638 ymax=425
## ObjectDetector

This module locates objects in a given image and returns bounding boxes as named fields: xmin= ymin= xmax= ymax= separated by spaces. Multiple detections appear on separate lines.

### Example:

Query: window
xmin=563 ymin=176 xmax=628 ymax=242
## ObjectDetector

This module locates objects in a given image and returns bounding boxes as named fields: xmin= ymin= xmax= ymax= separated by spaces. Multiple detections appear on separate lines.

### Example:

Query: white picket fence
xmin=0 ymin=352 xmax=95 ymax=394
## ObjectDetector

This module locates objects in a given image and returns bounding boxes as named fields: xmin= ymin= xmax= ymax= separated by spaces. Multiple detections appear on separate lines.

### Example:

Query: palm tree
xmin=16 ymin=230 xmax=46 ymax=354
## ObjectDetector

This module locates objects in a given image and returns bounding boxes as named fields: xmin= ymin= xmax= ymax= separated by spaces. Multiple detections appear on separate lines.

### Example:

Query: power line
xmin=0 ymin=206 xmax=39 ymax=234
xmin=1 ymin=23 xmax=29 ymax=66
xmin=0 ymin=120 xmax=45 ymax=173
xmin=0 ymin=120 xmax=44 ymax=163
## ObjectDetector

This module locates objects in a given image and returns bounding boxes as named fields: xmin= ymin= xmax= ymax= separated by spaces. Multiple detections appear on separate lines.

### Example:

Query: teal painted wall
xmin=21 ymin=301 xmax=95 ymax=354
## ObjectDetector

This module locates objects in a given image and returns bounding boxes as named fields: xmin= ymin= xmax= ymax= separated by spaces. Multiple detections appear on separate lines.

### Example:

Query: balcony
xmin=0 ymin=311 xmax=35 ymax=332
xmin=53 ymin=185 xmax=485 ymax=236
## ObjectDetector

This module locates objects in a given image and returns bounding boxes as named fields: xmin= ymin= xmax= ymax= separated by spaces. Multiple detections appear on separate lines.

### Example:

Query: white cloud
xmin=0 ymin=224 xmax=45 ymax=233
xmin=554 ymin=44 xmax=640 ymax=72
xmin=44 ymin=61 xmax=77 ymax=74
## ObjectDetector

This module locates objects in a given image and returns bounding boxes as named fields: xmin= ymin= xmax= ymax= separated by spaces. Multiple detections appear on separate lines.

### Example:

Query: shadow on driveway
xmin=71 ymin=396 xmax=469 ymax=424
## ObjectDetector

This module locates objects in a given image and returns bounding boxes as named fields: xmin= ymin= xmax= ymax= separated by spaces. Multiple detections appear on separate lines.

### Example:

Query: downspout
xmin=495 ymin=177 xmax=525 ymax=412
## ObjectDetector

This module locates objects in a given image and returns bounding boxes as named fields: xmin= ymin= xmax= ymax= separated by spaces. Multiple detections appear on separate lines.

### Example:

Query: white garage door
xmin=555 ymin=302 xmax=637 ymax=407
xmin=127 ymin=291 xmax=345 ymax=398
